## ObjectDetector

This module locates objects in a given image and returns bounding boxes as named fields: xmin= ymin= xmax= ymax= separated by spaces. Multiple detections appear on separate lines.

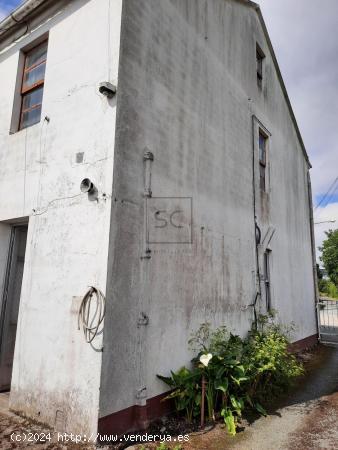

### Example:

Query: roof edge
xmin=251 ymin=2 xmax=311 ymax=168
xmin=0 ymin=0 xmax=48 ymax=38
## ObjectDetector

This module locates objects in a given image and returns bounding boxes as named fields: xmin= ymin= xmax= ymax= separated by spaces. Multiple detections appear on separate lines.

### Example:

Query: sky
xmin=258 ymin=0 xmax=338 ymax=262
xmin=0 ymin=0 xmax=23 ymax=20
xmin=0 ymin=0 xmax=337 ymax=260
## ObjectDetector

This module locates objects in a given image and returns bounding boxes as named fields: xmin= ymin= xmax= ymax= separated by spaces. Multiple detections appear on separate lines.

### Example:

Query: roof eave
xmin=0 ymin=0 xmax=48 ymax=39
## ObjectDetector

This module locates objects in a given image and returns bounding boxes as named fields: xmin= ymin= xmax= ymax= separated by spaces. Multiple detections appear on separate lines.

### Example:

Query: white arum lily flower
xmin=199 ymin=353 xmax=213 ymax=367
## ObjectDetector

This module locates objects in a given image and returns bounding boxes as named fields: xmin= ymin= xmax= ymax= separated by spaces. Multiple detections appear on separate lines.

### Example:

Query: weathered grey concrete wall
xmin=0 ymin=0 xmax=122 ymax=435
xmin=100 ymin=0 xmax=317 ymax=419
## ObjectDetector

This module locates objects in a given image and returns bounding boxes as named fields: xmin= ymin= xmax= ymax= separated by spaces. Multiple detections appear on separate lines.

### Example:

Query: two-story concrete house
xmin=0 ymin=0 xmax=318 ymax=438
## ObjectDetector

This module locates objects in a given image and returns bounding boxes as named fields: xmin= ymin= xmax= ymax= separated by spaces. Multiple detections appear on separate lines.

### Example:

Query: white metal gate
xmin=318 ymin=297 xmax=338 ymax=345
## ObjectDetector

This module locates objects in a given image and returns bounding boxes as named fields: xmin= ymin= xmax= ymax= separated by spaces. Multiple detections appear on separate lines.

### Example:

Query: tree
xmin=320 ymin=229 xmax=338 ymax=287
xmin=316 ymin=263 xmax=323 ymax=280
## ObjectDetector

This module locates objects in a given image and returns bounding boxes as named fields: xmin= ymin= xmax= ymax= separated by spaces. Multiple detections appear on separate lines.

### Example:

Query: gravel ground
xmin=1 ymin=344 xmax=338 ymax=450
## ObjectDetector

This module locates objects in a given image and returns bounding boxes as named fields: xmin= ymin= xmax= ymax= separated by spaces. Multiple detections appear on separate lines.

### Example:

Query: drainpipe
xmin=307 ymin=170 xmax=320 ymax=337
xmin=251 ymin=114 xmax=261 ymax=329
xmin=0 ymin=0 xmax=47 ymax=37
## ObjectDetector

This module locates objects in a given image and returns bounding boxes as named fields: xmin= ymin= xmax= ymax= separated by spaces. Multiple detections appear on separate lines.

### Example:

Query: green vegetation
xmin=318 ymin=278 xmax=338 ymax=299
xmin=158 ymin=315 xmax=303 ymax=436
xmin=319 ymin=229 xmax=338 ymax=294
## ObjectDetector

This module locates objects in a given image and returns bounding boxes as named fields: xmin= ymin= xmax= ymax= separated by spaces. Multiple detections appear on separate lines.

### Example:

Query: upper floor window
xmin=256 ymin=44 xmax=265 ymax=88
xmin=259 ymin=131 xmax=267 ymax=191
xmin=19 ymin=40 xmax=48 ymax=130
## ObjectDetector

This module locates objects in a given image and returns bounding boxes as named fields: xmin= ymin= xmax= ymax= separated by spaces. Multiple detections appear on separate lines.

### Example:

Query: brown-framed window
xmin=256 ymin=44 xmax=265 ymax=88
xmin=259 ymin=131 xmax=267 ymax=191
xmin=19 ymin=40 xmax=48 ymax=130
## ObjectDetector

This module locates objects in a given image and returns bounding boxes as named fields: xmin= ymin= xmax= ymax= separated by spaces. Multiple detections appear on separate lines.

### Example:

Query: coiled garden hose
xmin=78 ymin=286 xmax=106 ymax=344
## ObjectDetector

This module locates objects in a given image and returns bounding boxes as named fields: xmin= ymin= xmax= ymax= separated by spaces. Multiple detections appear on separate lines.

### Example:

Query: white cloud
xmin=257 ymin=0 xmax=338 ymax=199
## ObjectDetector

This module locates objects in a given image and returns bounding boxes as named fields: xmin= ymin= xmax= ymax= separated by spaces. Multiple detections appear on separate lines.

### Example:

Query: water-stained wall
xmin=100 ymin=0 xmax=317 ymax=423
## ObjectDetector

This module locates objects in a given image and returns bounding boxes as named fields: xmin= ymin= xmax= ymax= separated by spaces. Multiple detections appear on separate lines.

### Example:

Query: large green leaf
xmin=221 ymin=408 xmax=237 ymax=436
xmin=215 ymin=378 xmax=229 ymax=393
xmin=231 ymin=375 xmax=248 ymax=386
xmin=230 ymin=396 xmax=244 ymax=416
xmin=157 ymin=374 xmax=175 ymax=387
xmin=255 ymin=402 xmax=267 ymax=416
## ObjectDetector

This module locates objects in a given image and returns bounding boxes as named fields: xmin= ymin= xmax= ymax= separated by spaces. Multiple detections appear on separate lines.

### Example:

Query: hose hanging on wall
xmin=78 ymin=286 xmax=106 ymax=344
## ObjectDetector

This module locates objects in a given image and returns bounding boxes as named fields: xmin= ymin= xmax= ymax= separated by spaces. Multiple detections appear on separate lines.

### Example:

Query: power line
xmin=315 ymin=176 xmax=338 ymax=210
xmin=323 ymin=181 xmax=338 ymax=209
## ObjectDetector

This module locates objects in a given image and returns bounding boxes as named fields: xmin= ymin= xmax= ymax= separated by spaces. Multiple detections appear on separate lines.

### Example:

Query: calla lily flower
xmin=199 ymin=353 xmax=213 ymax=367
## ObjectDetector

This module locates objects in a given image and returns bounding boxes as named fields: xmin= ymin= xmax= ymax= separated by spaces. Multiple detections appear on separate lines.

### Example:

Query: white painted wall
xmin=0 ymin=0 xmax=122 ymax=436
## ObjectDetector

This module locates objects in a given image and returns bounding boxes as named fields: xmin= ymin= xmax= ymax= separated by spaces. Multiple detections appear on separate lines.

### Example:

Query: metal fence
xmin=318 ymin=298 xmax=338 ymax=345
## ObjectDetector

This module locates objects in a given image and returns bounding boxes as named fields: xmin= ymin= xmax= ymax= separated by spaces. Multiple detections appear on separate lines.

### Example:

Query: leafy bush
xmin=244 ymin=322 xmax=303 ymax=401
xmin=157 ymin=366 xmax=201 ymax=422
xmin=319 ymin=278 xmax=338 ymax=299
xmin=158 ymin=316 xmax=303 ymax=435
xmin=318 ymin=278 xmax=329 ymax=294
xmin=327 ymin=281 xmax=338 ymax=298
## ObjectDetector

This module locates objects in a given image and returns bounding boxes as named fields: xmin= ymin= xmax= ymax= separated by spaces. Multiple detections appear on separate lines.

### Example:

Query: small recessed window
xmin=256 ymin=44 xmax=265 ymax=88
xmin=259 ymin=131 xmax=267 ymax=191
xmin=19 ymin=40 xmax=48 ymax=130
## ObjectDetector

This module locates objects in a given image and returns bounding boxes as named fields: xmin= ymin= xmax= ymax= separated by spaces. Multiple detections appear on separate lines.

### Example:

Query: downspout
xmin=307 ymin=170 xmax=320 ymax=338
xmin=251 ymin=114 xmax=262 ymax=329
xmin=0 ymin=0 xmax=47 ymax=37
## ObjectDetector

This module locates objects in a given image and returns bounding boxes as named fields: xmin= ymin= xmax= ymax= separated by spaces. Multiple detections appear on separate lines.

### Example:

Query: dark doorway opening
xmin=0 ymin=225 xmax=28 ymax=391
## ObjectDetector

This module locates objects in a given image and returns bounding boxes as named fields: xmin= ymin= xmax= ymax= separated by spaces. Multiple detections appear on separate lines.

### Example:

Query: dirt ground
xmin=1 ymin=344 xmax=338 ymax=450
xmin=0 ymin=394 xmax=93 ymax=450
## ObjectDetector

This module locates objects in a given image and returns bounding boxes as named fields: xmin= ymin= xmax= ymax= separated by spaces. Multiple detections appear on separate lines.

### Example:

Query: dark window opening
xmin=256 ymin=44 xmax=265 ymax=88
xmin=19 ymin=40 xmax=48 ymax=130
xmin=259 ymin=131 xmax=267 ymax=191
xmin=264 ymin=250 xmax=272 ymax=312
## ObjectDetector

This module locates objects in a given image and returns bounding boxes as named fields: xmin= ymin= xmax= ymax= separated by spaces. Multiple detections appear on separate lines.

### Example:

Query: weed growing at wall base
xmin=158 ymin=315 xmax=303 ymax=435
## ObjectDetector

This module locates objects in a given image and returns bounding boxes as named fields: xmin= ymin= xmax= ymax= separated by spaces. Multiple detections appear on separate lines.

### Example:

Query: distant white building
xmin=0 ymin=0 xmax=317 ymax=438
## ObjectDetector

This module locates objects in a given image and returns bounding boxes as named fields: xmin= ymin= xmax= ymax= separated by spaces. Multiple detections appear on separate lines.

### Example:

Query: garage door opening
xmin=0 ymin=225 xmax=28 ymax=392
